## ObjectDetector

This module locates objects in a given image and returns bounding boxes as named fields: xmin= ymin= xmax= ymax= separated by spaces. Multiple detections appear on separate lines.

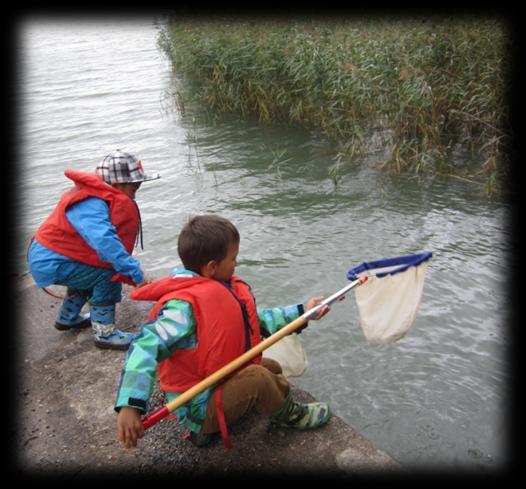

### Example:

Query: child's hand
xmin=135 ymin=275 xmax=153 ymax=288
xmin=117 ymin=407 xmax=144 ymax=449
xmin=304 ymin=296 xmax=330 ymax=320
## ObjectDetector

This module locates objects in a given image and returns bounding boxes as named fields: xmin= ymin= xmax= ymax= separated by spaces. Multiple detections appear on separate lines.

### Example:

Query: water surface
xmin=18 ymin=18 xmax=510 ymax=471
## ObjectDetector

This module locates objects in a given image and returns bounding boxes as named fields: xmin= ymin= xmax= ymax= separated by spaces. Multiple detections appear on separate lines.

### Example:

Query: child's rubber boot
xmin=186 ymin=431 xmax=214 ymax=448
xmin=90 ymin=304 xmax=139 ymax=351
xmin=270 ymin=392 xmax=332 ymax=430
xmin=55 ymin=291 xmax=91 ymax=331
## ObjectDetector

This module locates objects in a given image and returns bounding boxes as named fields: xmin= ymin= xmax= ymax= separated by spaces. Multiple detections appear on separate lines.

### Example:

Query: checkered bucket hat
xmin=96 ymin=149 xmax=160 ymax=184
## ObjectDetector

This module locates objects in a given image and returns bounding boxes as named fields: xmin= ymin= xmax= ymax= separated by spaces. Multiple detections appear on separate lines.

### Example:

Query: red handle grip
xmin=141 ymin=405 xmax=170 ymax=430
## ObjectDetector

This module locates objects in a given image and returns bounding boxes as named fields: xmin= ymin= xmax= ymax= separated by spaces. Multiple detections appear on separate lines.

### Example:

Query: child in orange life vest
xmin=115 ymin=214 xmax=333 ymax=449
xmin=27 ymin=150 xmax=160 ymax=350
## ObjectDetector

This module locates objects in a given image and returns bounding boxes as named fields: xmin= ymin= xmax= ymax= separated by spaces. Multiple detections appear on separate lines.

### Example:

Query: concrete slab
xmin=12 ymin=274 xmax=403 ymax=477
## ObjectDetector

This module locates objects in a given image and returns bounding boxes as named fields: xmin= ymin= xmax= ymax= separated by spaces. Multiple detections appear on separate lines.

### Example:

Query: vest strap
xmin=214 ymin=385 xmax=232 ymax=450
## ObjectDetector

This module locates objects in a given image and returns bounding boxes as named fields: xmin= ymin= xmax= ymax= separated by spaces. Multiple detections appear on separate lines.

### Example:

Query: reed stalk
xmin=158 ymin=16 xmax=510 ymax=196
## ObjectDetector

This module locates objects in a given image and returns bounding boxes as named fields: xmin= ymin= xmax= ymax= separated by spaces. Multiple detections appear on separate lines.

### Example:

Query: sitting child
xmin=115 ymin=214 xmax=332 ymax=449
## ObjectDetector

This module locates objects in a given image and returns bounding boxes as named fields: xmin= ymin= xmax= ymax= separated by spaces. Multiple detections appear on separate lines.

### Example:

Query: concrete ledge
xmin=13 ymin=275 xmax=403 ymax=477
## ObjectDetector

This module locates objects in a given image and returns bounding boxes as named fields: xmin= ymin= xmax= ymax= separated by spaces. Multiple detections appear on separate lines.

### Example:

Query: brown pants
xmin=200 ymin=358 xmax=289 ymax=434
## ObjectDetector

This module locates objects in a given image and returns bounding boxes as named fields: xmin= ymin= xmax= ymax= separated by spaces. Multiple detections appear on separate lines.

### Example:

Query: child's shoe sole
xmin=93 ymin=338 xmax=133 ymax=351
xmin=54 ymin=318 xmax=92 ymax=331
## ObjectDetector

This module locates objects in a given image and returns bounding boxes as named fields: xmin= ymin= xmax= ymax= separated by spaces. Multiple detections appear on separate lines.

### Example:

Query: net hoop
xmin=347 ymin=251 xmax=432 ymax=280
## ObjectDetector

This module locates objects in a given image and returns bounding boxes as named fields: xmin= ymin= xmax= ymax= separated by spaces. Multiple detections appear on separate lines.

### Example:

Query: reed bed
xmin=158 ymin=16 xmax=510 ymax=196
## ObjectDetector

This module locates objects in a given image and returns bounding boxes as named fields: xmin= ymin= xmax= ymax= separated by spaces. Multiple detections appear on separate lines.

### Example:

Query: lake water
xmin=17 ymin=17 xmax=511 ymax=471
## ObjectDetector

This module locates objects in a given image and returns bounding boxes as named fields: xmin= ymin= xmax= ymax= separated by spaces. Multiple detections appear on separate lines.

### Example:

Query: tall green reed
xmin=158 ymin=17 xmax=510 ymax=196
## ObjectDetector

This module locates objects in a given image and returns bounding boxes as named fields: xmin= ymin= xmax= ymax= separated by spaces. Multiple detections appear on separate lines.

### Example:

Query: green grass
xmin=158 ymin=16 xmax=511 ymax=196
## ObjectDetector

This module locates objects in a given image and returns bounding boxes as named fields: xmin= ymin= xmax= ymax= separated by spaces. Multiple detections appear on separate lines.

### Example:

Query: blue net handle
xmin=347 ymin=252 xmax=432 ymax=280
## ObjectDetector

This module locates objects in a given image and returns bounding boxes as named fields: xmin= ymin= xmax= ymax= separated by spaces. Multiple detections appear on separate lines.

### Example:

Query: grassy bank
xmin=158 ymin=16 xmax=511 ymax=196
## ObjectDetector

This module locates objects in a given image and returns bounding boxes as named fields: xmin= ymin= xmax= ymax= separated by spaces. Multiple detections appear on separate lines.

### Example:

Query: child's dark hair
xmin=178 ymin=215 xmax=240 ymax=274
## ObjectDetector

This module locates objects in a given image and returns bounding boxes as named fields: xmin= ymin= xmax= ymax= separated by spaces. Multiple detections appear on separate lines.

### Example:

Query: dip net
xmin=347 ymin=252 xmax=432 ymax=344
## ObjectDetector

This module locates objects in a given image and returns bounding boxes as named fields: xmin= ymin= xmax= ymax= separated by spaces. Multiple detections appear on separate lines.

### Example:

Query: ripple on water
xmin=19 ymin=20 xmax=510 ymax=470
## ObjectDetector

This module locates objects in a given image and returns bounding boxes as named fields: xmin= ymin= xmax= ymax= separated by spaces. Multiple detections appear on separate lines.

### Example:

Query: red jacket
xmin=130 ymin=274 xmax=262 ymax=393
xmin=35 ymin=170 xmax=139 ymax=269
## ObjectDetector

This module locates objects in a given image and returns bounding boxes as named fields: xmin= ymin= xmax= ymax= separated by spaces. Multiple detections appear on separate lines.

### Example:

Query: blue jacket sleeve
xmin=66 ymin=197 xmax=144 ymax=284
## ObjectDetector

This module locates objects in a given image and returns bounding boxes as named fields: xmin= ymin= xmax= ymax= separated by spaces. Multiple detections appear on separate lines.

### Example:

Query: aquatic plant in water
xmin=158 ymin=16 xmax=510 ymax=196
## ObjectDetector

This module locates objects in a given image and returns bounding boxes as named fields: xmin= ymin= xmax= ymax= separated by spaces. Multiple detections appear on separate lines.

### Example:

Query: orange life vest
xmin=34 ymin=169 xmax=139 ymax=269
xmin=130 ymin=274 xmax=262 ymax=393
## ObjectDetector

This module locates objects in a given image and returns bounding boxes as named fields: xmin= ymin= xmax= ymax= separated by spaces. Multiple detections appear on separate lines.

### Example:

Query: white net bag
xmin=264 ymin=252 xmax=431 ymax=376
xmin=347 ymin=252 xmax=432 ymax=344
xmin=263 ymin=333 xmax=308 ymax=377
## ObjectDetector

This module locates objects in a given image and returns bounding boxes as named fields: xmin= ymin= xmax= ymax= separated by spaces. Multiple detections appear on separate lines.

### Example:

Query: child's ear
xmin=201 ymin=260 xmax=217 ymax=278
